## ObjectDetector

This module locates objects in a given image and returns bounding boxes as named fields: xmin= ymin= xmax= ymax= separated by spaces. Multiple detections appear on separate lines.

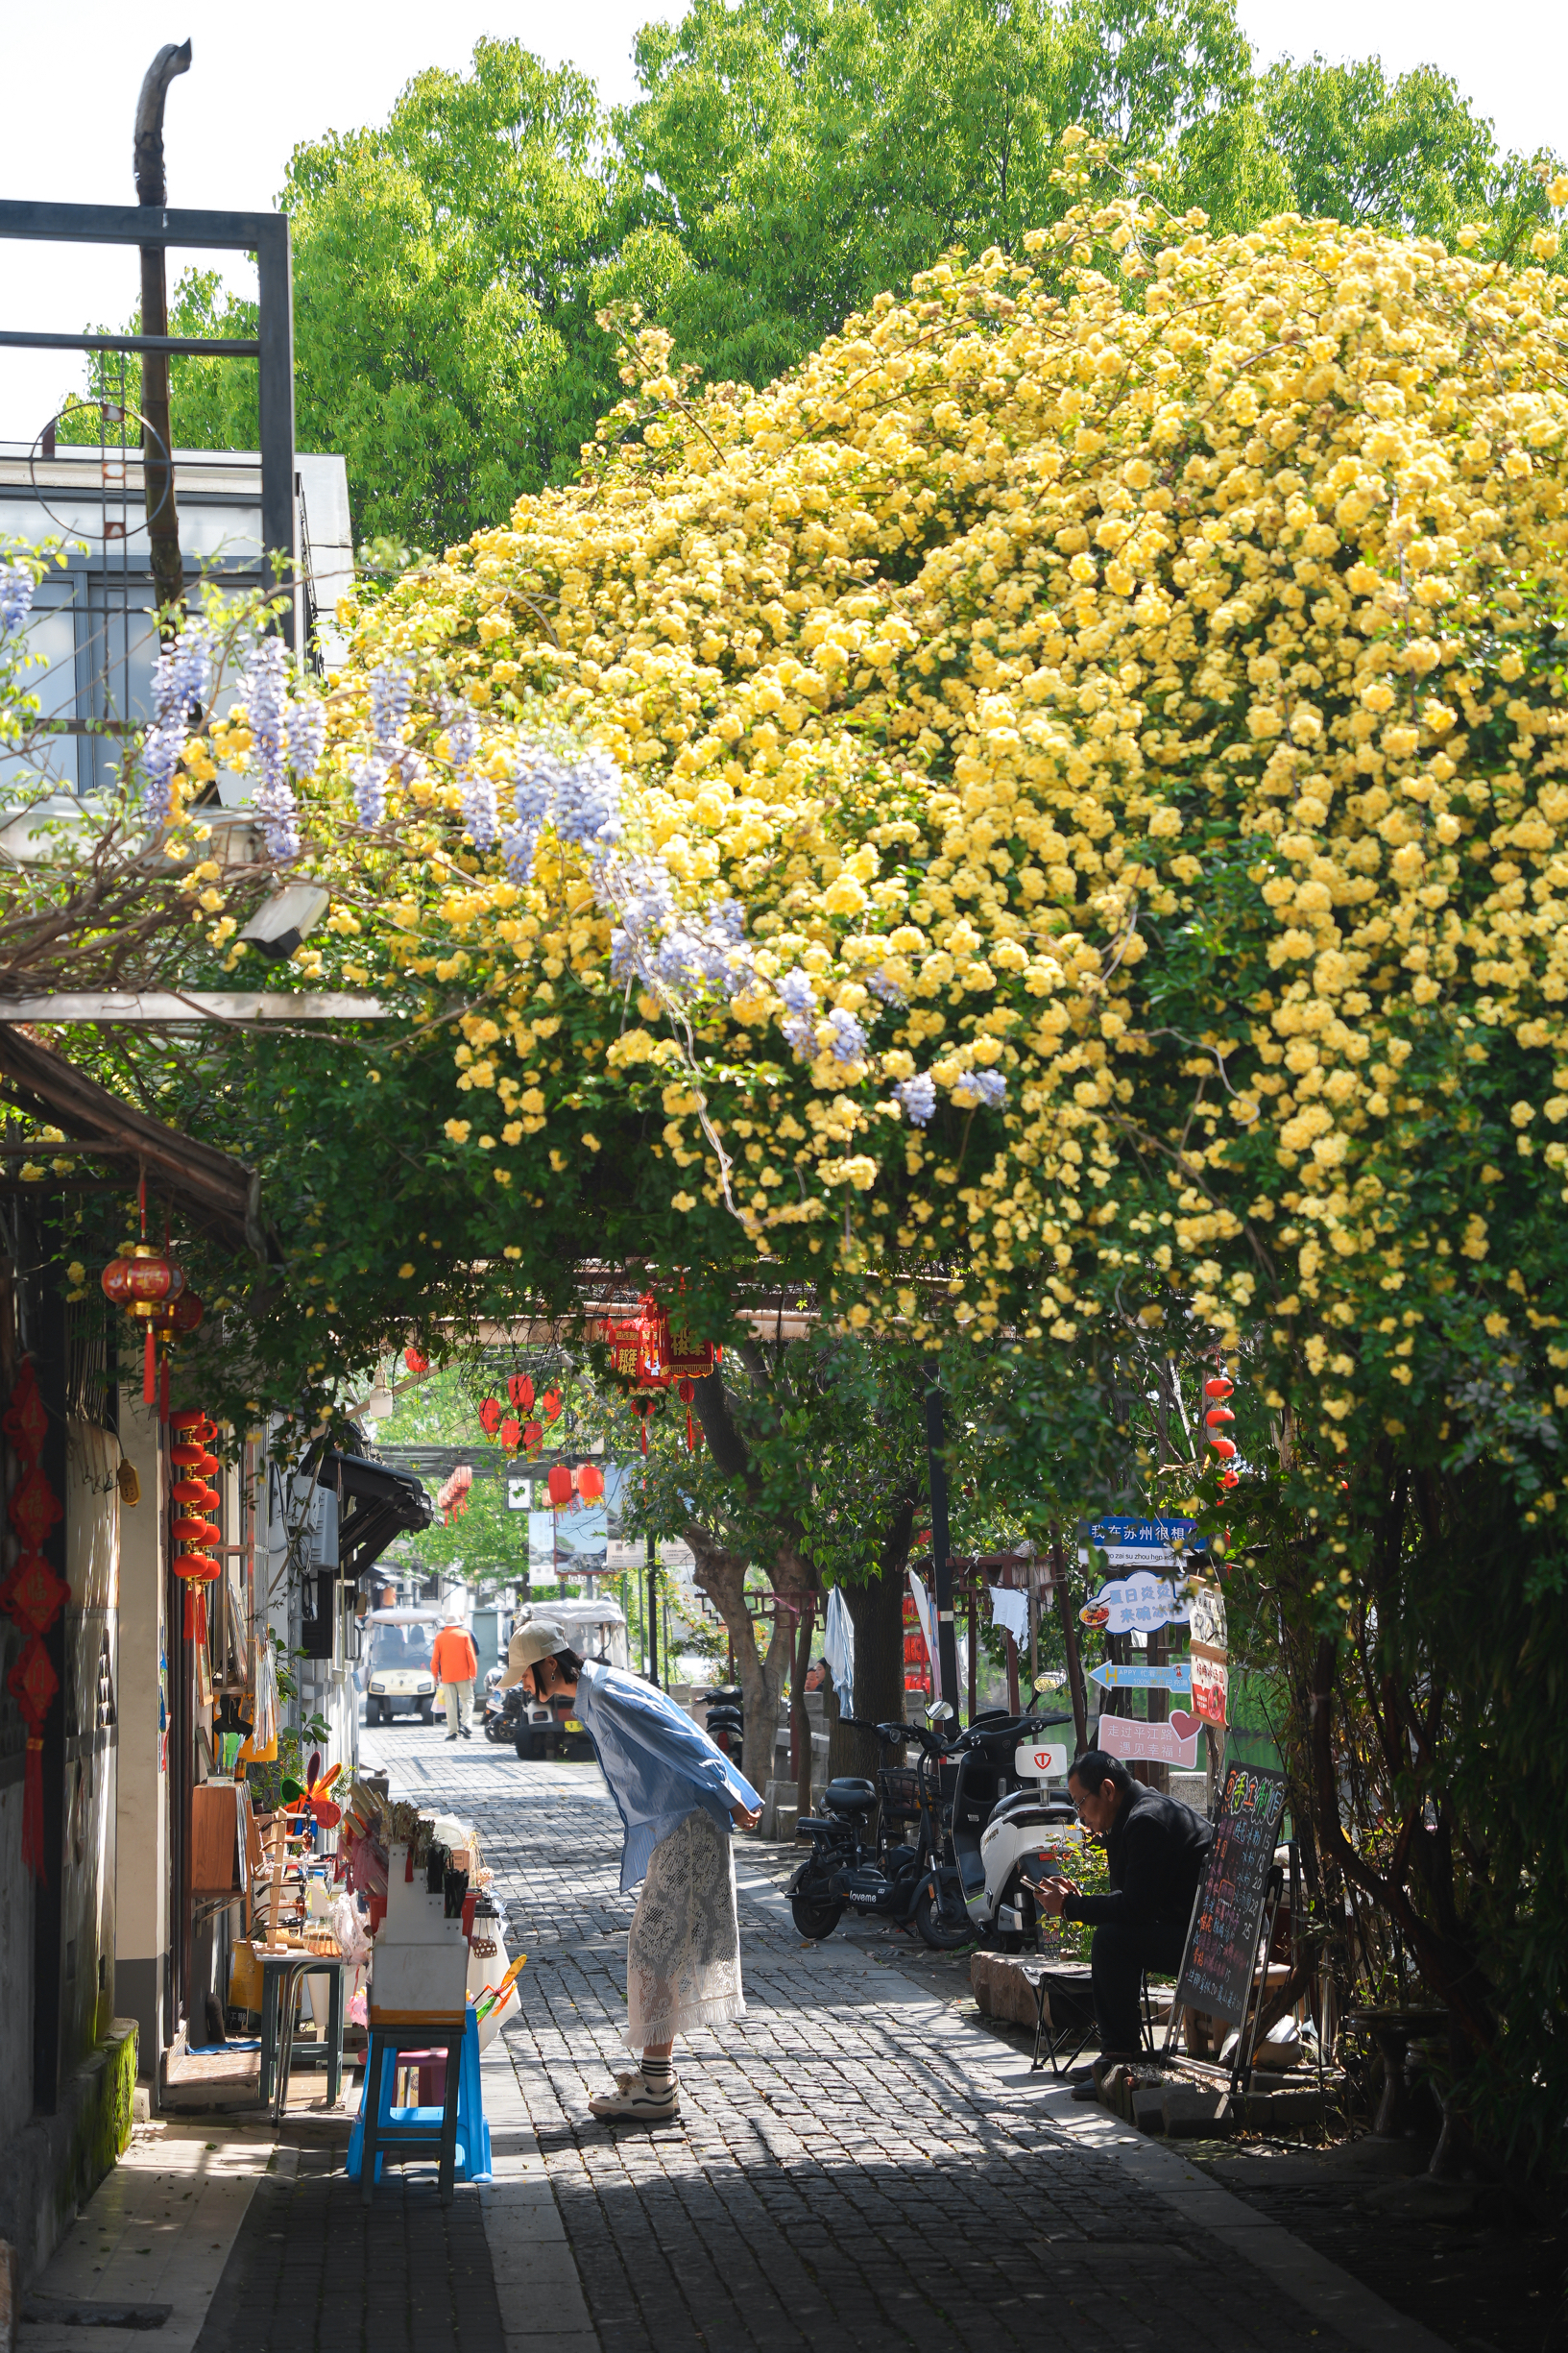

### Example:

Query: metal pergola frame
xmin=0 ymin=198 xmax=297 ymax=638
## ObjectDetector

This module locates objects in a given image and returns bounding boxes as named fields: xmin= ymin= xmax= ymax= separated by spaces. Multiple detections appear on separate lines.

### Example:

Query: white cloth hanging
xmin=907 ymin=1568 xmax=939 ymax=1700
xmin=988 ymin=1585 xmax=1029 ymax=1648
xmin=823 ymin=1586 xmax=856 ymax=1716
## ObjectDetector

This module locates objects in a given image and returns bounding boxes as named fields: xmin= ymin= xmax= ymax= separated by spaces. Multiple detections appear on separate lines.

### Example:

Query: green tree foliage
xmin=616 ymin=0 xmax=1282 ymax=389
xmin=1257 ymin=53 xmax=1559 ymax=255
xmin=72 ymin=4 xmax=1557 ymax=546
xmin=277 ymin=39 xmax=615 ymax=549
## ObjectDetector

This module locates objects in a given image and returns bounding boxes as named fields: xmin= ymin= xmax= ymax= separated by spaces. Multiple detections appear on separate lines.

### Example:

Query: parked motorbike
xmin=917 ymin=1707 xmax=1078 ymax=1951
xmin=784 ymin=1714 xmax=954 ymax=1940
xmin=699 ymin=1686 xmax=745 ymax=1760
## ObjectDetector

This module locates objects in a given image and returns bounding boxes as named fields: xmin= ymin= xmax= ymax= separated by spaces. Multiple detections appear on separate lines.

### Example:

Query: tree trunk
xmin=791 ymin=1593 xmax=817 ymax=1820
xmin=685 ymin=1526 xmax=807 ymax=1798
xmin=1050 ymin=1529 xmax=1090 ymax=1755
xmin=827 ymin=1488 xmax=916 ymax=1784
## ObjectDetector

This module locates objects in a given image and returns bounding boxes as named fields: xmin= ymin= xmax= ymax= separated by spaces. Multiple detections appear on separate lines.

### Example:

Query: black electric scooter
xmin=784 ymin=1714 xmax=956 ymax=1939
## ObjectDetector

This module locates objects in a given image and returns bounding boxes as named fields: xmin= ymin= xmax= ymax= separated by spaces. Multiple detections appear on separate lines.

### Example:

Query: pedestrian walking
xmin=498 ymin=1617 xmax=761 ymax=2123
xmin=430 ymin=1609 xmax=479 ymax=1741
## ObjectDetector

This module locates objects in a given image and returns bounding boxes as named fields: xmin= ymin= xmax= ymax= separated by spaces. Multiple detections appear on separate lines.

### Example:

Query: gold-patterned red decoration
xmin=599 ymin=1293 xmax=720 ymax=1455
xmin=1 ymin=1360 xmax=63 ymax=1879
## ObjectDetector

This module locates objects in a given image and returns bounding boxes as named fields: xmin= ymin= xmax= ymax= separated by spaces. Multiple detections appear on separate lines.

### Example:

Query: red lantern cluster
xmin=1204 ymin=1373 xmax=1239 ymax=1491
xmin=599 ymin=1293 xmax=720 ymax=1454
xmin=479 ymin=1373 xmax=565 ymax=1455
xmin=169 ymin=1408 xmax=222 ymax=1641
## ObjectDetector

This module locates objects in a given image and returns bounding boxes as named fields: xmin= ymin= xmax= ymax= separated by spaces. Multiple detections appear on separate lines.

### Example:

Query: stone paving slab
xmin=425 ymin=1727 xmax=1401 ymax=2353
xmin=17 ymin=2122 xmax=273 ymax=2353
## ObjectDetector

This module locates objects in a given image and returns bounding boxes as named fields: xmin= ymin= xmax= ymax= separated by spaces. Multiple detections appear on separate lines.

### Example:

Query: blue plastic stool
xmin=347 ymin=2006 xmax=491 ymax=2202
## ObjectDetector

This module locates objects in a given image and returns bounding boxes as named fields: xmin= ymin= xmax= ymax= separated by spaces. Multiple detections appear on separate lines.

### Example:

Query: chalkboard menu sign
xmin=1171 ymin=1760 xmax=1287 ymax=2027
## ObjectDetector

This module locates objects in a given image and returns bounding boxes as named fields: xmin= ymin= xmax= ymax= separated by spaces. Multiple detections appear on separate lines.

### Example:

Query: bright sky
xmin=0 ymin=0 xmax=1564 ymax=444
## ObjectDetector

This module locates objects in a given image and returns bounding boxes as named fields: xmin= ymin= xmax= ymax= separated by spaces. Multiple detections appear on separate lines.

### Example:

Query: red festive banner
xmin=1 ymin=1361 xmax=64 ymax=1880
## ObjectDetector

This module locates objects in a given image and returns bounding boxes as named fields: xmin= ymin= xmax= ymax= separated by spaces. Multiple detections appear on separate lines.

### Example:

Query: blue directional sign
xmin=1088 ymin=1662 xmax=1193 ymax=1695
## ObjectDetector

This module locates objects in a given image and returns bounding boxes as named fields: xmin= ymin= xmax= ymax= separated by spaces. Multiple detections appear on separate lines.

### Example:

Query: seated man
xmin=1033 ymin=1748 xmax=1212 ymax=2057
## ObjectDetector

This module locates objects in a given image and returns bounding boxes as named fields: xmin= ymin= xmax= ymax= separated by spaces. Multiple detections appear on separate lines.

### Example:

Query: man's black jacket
xmin=1062 ymin=1783 xmax=1212 ymax=1934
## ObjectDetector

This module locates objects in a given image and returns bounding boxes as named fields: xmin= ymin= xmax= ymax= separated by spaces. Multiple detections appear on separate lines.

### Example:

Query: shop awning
xmin=0 ymin=1020 xmax=268 ymax=1257
xmin=320 ymin=1448 xmax=433 ymax=1579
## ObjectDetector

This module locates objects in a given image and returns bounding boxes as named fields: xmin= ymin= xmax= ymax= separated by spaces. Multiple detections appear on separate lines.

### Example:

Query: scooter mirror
xmin=925 ymin=1700 xmax=955 ymax=1723
xmin=1032 ymin=1674 xmax=1066 ymax=1694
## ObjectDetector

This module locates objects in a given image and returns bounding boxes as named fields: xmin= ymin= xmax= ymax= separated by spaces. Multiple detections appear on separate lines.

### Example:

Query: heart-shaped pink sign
xmin=1169 ymin=1710 xmax=1200 ymax=1743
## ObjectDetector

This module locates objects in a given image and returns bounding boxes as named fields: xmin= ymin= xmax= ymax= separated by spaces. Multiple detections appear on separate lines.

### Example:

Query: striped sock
xmin=640 ymin=2055 xmax=674 ymax=2091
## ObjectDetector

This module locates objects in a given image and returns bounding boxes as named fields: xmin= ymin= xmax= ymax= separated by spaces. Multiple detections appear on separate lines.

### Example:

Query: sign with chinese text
xmin=1172 ymin=1760 xmax=1288 ymax=2026
xmin=1191 ymin=1652 xmax=1229 ymax=1727
xmin=1079 ymin=1573 xmax=1194 ymax=1636
xmin=1095 ymin=1710 xmax=1204 ymax=1768
xmin=1088 ymin=1662 xmax=1193 ymax=1695
xmin=1081 ymin=1516 xmax=1201 ymax=1570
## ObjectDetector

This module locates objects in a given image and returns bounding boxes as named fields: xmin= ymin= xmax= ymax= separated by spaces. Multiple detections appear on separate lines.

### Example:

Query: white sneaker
xmin=588 ymin=2070 xmax=680 ymax=2123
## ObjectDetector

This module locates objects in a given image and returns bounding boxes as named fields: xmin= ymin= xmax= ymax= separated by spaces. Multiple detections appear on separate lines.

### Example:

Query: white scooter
xmin=923 ymin=1712 xmax=1080 ymax=1951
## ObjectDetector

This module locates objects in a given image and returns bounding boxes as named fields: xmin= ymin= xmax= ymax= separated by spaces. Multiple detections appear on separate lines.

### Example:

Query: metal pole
xmin=923 ymin=1382 xmax=960 ymax=1710
xmin=253 ymin=216 xmax=298 ymax=647
xmin=133 ymin=41 xmax=189 ymax=628
xmin=646 ymin=1532 xmax=660 ymax=1689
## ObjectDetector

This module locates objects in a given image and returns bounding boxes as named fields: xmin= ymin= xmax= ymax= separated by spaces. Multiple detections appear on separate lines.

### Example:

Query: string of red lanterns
xmin=1204 ymin=1371 xmax=1240 ymax=1492
xmin=168 ymin=1408 xmax=222 ymax=1642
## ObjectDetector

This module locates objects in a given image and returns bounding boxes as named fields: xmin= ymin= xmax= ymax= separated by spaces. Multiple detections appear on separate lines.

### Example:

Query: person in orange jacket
xmin=430 ymin=1610 xmax=479 ymax=1741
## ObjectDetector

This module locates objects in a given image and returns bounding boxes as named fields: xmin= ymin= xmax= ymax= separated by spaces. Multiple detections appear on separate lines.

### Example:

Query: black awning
xmin=320 ymin=1448 xmax=432 ymax=1580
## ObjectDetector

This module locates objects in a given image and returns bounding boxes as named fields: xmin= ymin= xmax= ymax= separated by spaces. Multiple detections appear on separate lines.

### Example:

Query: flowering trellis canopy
xmin=157 ymin=152 xmax=1568 ymax=1560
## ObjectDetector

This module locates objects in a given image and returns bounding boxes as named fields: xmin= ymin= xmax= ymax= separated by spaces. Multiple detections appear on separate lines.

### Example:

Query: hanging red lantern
xmin=676 ymin=1376 xmax=700 ymax=1453
xmin=499 ymin=1417 xmax=522 ymax=1452
xmin=1204 ymin=1376 xmax=1234 ymax=1399
xmin=575 ymin=1463 xmax=604 ymax=1502
xmin=1208 ymin=1436 xmax=1238 ymax=1461
xmin=102 ymin=1242 xmax=182 ymax=1405
xmin=478 ymin=1396 xmax=502 ymax=1436
xmin=508 ymin=1373 xmax=534 ymax=1413
xmin=405 ymin=1346 xmax=429 ymax=1374
xmin=522 ymin=1419 xmax=543 ymax=1450
xmin=541 ymin=1389 xmax=562 ymax=1423
xmin=174 ymin=1551 xmax=220 ymax=1641
xmin=1204 ymin=1406 xmax=1234 ymax=1429
xmin=546 ymin=1463 xmax=573 ymax=1509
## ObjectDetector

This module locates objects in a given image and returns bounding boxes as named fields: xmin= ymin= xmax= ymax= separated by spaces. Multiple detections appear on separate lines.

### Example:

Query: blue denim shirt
xmin=574 ymin=1662 xmax=761 ymax=1891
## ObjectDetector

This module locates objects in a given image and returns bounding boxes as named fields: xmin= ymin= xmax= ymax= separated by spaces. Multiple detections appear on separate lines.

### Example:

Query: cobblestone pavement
xmin=374 ymin=1722 xmax=1369 ymax=2353
xmin=182 ymin=1717 xmax=1444 ymax=2353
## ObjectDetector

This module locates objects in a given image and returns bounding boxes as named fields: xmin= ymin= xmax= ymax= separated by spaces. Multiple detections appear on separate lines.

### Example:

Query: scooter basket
xmin=879 ymin=1766 xmax=921 ymax=1820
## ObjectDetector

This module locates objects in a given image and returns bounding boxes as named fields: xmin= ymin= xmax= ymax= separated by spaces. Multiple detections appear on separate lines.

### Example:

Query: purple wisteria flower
xmin=953 ymin=1069 xmax=1007 ymax=1109
xmin=139 ymin=619 xmax=214 ymax=831
xmin=823 ymin=1007 xmax=868 ymax=1063
xmin=0 ymin=563 xmax=34 ymax=642
xmin=241 ymin=637 xmax=300 ymax=861
xmin=894 ymin=1073 xmax=937 ymax=1125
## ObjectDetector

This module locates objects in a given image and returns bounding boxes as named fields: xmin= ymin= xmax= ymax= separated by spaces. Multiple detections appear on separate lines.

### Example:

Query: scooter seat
xmin=824 ymin=1777 xmax=879 ymax=1814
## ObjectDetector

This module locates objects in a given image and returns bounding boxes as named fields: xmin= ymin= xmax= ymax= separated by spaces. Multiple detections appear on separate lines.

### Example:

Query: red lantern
xmin=541 ymin=1389 xmax=562 ymax=1423
xmin=174 ymin=1550 xmax=220 ymax=1640
xmin=1204 ymin=1406 xmax=1234 ymax=1429
xmin=546 ymin=1463 xmax=573 ymax=1509
xmin=405 ymin=1346 xmax=429 ymax=1373
xmin=500 ymin=1417 xmax=521 ymax=1451
xmin=478 ymin=1396 xmax=502 ymax=1436
xmin=1209 ymin=1436 xmax=1237 ymax=1461
xmin=508 ymin=1373 xmax=534 ymax=1413
xmin=1204 ymin=1376 xmax=1234 ymax=1399
xmin=522 ymin=1419 xmax=543 ymax=1450
xmin=575 ymin=1463 xmax=604 ymax=1502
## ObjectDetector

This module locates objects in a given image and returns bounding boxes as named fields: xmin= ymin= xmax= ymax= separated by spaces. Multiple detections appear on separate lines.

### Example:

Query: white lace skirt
xmin=625 ymin=1806 xmax=745 ymax=2050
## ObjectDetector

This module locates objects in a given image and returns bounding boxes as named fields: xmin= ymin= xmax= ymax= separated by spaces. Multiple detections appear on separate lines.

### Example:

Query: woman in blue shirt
xmin=501 ymin=1617 xmax=761 ymax=2123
